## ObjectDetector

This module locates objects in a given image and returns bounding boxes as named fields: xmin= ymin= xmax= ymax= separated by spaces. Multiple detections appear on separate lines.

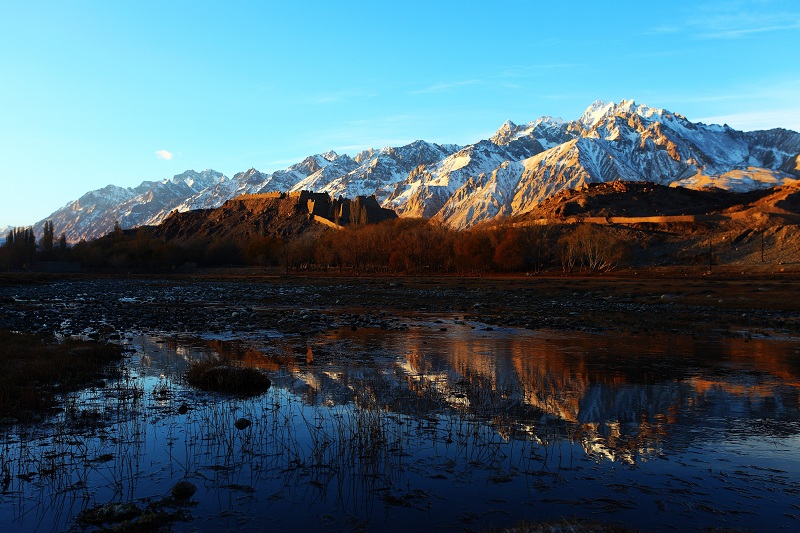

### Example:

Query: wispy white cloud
xmin=699 ymin=20 xmax=800 ymax=39
xmin=696 ymin=108 xmax=800 ymax=131
xmin=648 ymin=1 xmax=800 ymax=39
xmin=311 ymin=89 xmax=377 ymax=104
xmin=498 ymin=63 xmax=580 ymax=78
xmin=410 ymin=79 xmax=483 ymax=94
xmin=155 ymin=149 xmax=174 ymax=161
xmin=648 ymin=24 xmax=682 ymax=35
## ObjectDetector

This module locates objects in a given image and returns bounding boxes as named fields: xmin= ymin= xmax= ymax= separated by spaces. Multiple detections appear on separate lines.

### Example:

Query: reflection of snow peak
xmin=228 ymin=323 xmax=800 ymax=467
xmin=3 ymin=313 xmax=799 ymax=531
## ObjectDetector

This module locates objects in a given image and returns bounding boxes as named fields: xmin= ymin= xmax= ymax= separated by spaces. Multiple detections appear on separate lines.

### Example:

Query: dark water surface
xmin=2 ymin=320 xmax=800 ymax=531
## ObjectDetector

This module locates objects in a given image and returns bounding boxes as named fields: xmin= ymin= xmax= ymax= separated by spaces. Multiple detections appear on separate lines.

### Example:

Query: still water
xmin=2 ymin=321 xmax=800 ymax=531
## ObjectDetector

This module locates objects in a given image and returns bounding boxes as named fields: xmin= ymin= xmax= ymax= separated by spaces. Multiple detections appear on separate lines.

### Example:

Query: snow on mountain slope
xmin=30 ymin=99 xmax=800 ymax=240
xmin=434 ymin=161 xmax=526 ymax=228
xmin=578 ymin=100 xmax=618 ymax=129
xmin=741 ymin=129 xmax=800 ymax=169
xmin=780 ymin=151 xmax=800 ymax=177
xmin=288 ymin=141 xmax=458 ymax=203
xmin=289 ymin=154 xmax=361 ymax=194
xmin=33 ymin=170 xmax=225 ymax=242
xmin=436 ymin=100 xmax=799 ymax=228
xmin=386 ymin=137 xmax=543 ymax=217
xmin=490 ymin=116 xmax=569 ymax=149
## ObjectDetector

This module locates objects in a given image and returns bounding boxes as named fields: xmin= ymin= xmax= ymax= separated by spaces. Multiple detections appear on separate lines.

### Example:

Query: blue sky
xmin=1 ymin=0 xmax=799 ymax=228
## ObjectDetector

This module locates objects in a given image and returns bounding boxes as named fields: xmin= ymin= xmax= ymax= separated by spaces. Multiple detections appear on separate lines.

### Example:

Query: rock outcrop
xmin=150 ymin=191 xmax=397 ymax=243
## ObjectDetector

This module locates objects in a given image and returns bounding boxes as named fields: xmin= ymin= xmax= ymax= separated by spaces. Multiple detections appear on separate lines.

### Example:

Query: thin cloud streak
xmin=696 ymin=109 xmax=800 ymax=131
xmin=647 ymin=1 xmax=800 ymax=39
xmin=312 ymin=89 xmax=377 ymax=104
xmin=410 ymin=80 xmax=483 ymax=94
xmin=499 ymin=63 xmax=580 ymax=78
xmin=699 ymin=21 xmax=800 ymax=39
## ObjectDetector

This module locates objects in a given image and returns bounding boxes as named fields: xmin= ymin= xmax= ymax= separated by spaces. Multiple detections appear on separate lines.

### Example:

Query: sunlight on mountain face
xmin=675 ymin=167 xmax=799 ymax=192
xmin=30 ymin=100 xmax=800 ymax=242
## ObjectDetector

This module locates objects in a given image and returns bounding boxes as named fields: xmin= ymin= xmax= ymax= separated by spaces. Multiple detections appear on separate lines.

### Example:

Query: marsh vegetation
xmin=0 ymin=330 xmax=122 ymax=422
xmin=1 ymin=277 xmax=799 ymax=531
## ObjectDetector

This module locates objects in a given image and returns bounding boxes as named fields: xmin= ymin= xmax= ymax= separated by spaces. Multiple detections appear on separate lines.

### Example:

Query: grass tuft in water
xmin=185 ymin=356 xmax=271 ymax=396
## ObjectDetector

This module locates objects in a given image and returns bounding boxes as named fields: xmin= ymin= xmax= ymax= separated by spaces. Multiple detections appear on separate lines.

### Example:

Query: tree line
xmin=0 ymin=222 xmax=69 ymax=270
xmin=1 ymin=218 xmax=629 ymax=274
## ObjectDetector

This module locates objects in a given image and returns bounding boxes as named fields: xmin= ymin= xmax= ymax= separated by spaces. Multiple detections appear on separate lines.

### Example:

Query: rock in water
xmin=235 ymin=417 xmax=252 ymax=430
xmin=171 ymin=480 xmax=197 ymax=500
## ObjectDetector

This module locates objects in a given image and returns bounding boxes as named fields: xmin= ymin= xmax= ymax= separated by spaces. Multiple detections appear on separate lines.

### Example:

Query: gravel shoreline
xmin=2 ymin=272 xmax=798 ymax=342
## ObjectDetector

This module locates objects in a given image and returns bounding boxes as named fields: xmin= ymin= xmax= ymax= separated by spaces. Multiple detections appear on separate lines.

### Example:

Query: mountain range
xmin=27 ymin=99 xmax=800 ymax=242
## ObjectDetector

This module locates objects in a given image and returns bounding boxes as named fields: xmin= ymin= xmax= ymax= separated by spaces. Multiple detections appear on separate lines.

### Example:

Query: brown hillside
xmin=151 ymin=194 xmax=317 ymax=243
xmin=149 ymin=191 xmax=399 ymax=244
xmin=513 ymin=181 xmax=800 ymax=221
xmin=511 ymin=181 xmax=800 ymax=266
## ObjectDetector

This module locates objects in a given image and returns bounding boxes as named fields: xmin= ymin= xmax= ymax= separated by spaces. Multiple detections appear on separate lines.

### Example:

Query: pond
xmin=2 ymin=319 xmax=800 ymax=531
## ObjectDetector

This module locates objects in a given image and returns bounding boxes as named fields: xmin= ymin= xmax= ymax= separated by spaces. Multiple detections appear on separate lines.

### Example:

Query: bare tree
xmin=559 ymin=224 xmax=625 ymax=273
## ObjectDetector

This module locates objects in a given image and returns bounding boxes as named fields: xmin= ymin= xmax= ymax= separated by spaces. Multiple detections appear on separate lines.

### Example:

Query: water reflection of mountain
xmin=174 ymin=326 xmax=800 ymax=464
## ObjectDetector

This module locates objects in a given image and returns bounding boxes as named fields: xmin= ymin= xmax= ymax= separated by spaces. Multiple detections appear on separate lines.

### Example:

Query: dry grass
xmin=0 ymin=330 xmax=123 ymax=420
xmin=185 ymin=356 xmax=271 ymax=396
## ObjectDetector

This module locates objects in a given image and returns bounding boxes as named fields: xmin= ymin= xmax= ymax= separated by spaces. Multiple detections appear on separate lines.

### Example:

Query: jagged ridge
xmin=28 ymin=99 xmax=800 ymax=241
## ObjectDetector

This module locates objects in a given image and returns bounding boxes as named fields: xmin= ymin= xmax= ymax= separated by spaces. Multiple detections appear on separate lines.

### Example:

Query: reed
xmin=0 ymin=330 xmax=123 ymax=420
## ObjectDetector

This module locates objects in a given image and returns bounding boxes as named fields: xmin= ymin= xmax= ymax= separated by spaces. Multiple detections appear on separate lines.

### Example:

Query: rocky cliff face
xmin=152 ymin=194 xmax=314 ymax=243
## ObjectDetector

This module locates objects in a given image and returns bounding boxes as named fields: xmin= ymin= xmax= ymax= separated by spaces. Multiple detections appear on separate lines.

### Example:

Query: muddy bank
xmin=1 ymin=271 xmax=799 ymax=342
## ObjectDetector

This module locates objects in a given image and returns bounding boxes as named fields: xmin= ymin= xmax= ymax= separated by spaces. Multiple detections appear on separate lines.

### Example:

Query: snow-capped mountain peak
xmin=321 ymin=150 xmax=339 ymax=162
xmin=29 ymin=99 xmax=800 ymax=241
xmin=490 ymin=116 xmax=568 ymax=149
xmin=579 ymin=100 xmax=617 ymax=128
xmin=170 ymin=169 xmax=225 ymax=189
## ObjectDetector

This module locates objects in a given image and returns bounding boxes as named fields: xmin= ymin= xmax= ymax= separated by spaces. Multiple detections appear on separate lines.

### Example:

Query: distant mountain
xmin=385 ymin=137 xmax=544 ymax=218
xmin=31 ymin=170 xmax=225 ymax=242
xmin=28 ymin=99 xmax=800 ymax=241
